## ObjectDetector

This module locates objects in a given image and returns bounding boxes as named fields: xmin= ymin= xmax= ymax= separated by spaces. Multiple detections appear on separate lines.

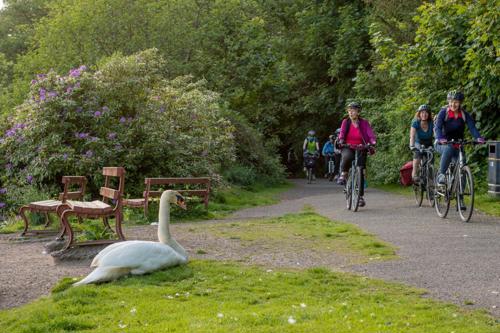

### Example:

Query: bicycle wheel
xmin=426 ymin=164 xmax=435 ymax=207
xmin=352 ymin=167 xmax=362 ymax=212
xmin=345 ymin=171 xmax=352 ymax=210
xmin=434 ymin=175 xmax=450 ymax=218
xmin=457 ymin=166 xmax=474 ymax=222
xmin=307 ymin=168 xmax=312 ymax=184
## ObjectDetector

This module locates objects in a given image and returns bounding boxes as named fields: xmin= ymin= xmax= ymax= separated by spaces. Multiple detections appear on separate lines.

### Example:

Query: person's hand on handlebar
xmin=438 ymin=138 xmax=447 ymax=145
xmin=477 ymin=137 xmax=486 ymax=144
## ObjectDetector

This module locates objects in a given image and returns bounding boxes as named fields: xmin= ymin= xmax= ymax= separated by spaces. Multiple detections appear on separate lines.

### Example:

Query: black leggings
xmin=340 ymin=148 xmax=367 ymax=196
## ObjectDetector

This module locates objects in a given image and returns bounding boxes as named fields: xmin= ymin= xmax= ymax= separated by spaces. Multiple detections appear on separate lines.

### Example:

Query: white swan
xmin=73 ymin=190 xmax=188 ymax=286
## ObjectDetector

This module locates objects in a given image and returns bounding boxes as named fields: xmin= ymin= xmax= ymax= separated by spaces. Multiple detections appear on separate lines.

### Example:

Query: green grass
xmin=373 ymin=183 xmax=413 ymax=196
xmin=0 ymin=182 xmax=293 ymax=234
xmin=203 ymin=210 xmax=397 ymax=263
xmin=0 ymin=260 xmax=497 ymax=332
xmin=475 ymin=194 xmax=500 ymax=217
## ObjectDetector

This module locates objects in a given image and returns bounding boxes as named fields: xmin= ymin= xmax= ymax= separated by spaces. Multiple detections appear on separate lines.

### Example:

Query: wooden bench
xmin=19 ymin=176 xmax=87 ymax=236
xmin=123 ymin=177 xmax=210 ymax=216
xmin=57 ymin=167 xmax=126 ymax=251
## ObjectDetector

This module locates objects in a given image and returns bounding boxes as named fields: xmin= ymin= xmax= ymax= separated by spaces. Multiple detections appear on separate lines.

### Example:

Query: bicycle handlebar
xmin=437 ymin=139 xmax=485 ymax=146
xmin=340 ymin=143 xmax=374 ymax=150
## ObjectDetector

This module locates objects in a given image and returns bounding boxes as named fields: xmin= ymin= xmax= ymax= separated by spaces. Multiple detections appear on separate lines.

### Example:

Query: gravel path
xmin=232 ymin=179 xmax=500 ymax=315
xmin=1 ymin=179 xmax=499 ymax=316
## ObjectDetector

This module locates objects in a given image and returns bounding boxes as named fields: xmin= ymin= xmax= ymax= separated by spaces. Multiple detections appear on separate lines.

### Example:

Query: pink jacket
xmin=338 ymin=117 xmax=376 ymax=145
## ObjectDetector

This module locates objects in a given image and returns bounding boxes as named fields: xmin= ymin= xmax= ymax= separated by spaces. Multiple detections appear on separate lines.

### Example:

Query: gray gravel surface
xmin=232 ymin=178 xmax=500 ymax=316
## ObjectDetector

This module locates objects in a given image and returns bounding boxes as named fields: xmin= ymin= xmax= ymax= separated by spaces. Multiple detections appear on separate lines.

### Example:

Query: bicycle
xmin=343 ymin=144 xmax=372 ymax=212
xmin=325 ymin=153 xmax=336 ymax=181
xmin=304 ymin=152 xmax=318 ymax=184
xmin=434 ymin=139 xmax=483 ymax=222
xmin=411 ymin=146 xmax=435 ymax=207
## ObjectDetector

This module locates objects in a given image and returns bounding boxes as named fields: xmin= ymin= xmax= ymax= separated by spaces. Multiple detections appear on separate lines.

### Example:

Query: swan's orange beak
xmin=176 ymin=195 xmax=187 ymax=210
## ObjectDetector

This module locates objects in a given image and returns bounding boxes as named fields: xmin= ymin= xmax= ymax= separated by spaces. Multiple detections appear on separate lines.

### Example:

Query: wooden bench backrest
xmin=100 ymin=167 xmax=125 ymax=202
xmin=59 ymin=176 xmax=87 ymax=202
xmin=144 ymin=177 xmax=210 ymax=198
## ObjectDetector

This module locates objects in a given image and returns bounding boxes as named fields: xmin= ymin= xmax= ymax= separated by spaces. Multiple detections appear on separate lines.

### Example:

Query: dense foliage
xmin=0 ymin=0 xmax=498 ymax=212
xmin=0 ymin=50 xmax=235 ymax=206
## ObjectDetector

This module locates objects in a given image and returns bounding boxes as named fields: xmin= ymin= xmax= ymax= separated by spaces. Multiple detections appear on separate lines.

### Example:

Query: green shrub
xmin=223 ymin=165 xmax=257 ymax=186
xmin=0 ymin=49 xmax=236 ymax=211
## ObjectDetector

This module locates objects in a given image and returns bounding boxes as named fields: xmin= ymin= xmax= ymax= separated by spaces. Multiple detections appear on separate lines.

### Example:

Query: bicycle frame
xmin=343 ymin=144 xmax=371 ymax=212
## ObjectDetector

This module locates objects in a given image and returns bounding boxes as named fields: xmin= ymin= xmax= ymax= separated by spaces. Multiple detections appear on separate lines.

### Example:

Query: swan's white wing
xmin=91 ymin=240 xmax=146 ymax=267
xmin=98 ymin=241 xmax=186 ymax=274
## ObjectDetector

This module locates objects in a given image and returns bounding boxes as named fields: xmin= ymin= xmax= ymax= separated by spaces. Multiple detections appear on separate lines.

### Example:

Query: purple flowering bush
xmin=0 ymin=49 xmax=235 ymax=212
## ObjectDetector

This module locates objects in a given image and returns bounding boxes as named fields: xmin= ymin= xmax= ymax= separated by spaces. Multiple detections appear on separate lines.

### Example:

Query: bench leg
xmin=115 ymin=211 xmax=125 ymax=241
xmin=60 ymin=210 xmax=75 ymax=251
xmin=102 ymin=217 xmax=113 ymax=233
xmin=56 ymin=204 xmax=71 ymax=240
xmin=204 ymin=195 xmax=209 ymax=209
xmin=19 ymin=206 xmax=30 ymax=236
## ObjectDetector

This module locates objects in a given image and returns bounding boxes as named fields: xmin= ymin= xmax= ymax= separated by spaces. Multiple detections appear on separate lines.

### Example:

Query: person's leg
xmin=324 ymin=156 xmax=329 ymax=177
xmin=338 ymin=148 xmax=354 ymax=184
xmin=333 ymin=153 xmax=341 ymax=178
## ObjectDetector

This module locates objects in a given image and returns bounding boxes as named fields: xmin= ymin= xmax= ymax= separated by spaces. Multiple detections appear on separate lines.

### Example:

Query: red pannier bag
xmin=399 ymin=161 xmax=413 ymax=186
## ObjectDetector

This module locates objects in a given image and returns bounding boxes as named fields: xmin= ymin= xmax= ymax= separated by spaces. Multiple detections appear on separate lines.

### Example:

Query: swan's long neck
xmin=158 ymin=191 xmax=188 ymax=260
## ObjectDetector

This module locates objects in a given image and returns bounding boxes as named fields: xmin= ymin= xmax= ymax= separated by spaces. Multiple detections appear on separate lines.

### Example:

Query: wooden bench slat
xmin=100 ymin=187 xmax=120 ymax=200
xmin=147 ymin=177 xmax=210 ymax=185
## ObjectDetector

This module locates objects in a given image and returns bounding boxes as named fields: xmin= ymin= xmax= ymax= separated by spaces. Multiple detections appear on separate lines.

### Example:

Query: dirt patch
xmin=0 ymin=219 xmax=353 ymax=310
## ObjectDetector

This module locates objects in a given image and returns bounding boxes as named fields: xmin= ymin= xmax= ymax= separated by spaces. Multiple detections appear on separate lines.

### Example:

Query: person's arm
xmin=338 ymin=119 xmax=347 ymax=142
xmin=464 ymin=111 xmax=481 ymax=139
xmin=316 ymin=141 xmax=320 ymax=152
xmin=435 ymin=109 xmax=446 ymax=140
xmin=303 ymin=139 xmax=307 ymax=151
xmin=364 ymin=120 xmax=377 ymax=145
xmin=322 ymin=143 xmax=328 ymax=156
xmin=410 ymin=127 xmax=417 ymax=147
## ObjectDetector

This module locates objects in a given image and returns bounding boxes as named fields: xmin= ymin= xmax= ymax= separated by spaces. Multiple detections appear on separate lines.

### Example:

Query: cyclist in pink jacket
xmin=336 ymin=102 xmax=376 ymax=207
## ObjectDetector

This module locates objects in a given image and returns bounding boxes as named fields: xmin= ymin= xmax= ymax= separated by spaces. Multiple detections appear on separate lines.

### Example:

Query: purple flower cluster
xmin=48 ymin=91 xmax=58 ymax=98
xmin=75 ymin=132 xmax=90 ymax=139
xmin=94 ymin=111 xmax=102 ymax=117
xmin=0 ymin=202 xmax=6 ymax=209
xmin=69 ymin=65 xmax=87 ymax=78
xmin=0 ymin=188 xmax=6 ymax=194
xmin=108 ymin=132 xmax=117 ymax=139
xmin=26 ymin=175 xmax=33 ymax=184
xmin=4 ymin=123 xmax=26 ymax=138
xmin=84 ymin=150 xmax=93 ymax=158
xmin=39 ymin=88 xmax=46 ymax=102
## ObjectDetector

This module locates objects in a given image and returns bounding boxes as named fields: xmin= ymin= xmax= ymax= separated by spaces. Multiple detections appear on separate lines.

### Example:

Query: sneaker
xmin=437 ymin=174 xmax=446 ymax=185
xmin=312 ymin=174 xmax=316 ymax=180
xmin=359 ymin=197 xmax=366 ymax=207
xmin=337 ymin=176 xmax=346 ymax=185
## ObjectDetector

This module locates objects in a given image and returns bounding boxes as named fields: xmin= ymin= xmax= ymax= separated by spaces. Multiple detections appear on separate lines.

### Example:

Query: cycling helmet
xmin=417 ymin=104 xmax=430 ymax=112
xmin=347 ymin=101 xmax=362 ymax=110
xmin=447 ymin=90 xmax=464 ymax=102
xmin=335 ymin=128 xmax=341 ymax=135
xmin=328 ymin=134 xmax=335 ymax=140
xmin=307 ymin=130 xmax=316 ymax=136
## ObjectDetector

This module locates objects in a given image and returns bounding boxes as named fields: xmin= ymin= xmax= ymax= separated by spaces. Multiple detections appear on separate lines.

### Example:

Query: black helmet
xmin=347 ymin=101 xmax=362 ymax=110
xmin=417 ymin=104 xmax=430 ymax=112
xmin=447 ymin=90 xmax=464 ymax=102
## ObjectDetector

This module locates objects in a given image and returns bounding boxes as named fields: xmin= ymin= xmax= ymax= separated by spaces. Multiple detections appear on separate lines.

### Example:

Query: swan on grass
xmin=73 ymin=190 xmax=188 ymax=286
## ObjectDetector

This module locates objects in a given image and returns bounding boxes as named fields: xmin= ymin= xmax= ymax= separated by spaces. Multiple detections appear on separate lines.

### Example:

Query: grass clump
xmin=0 ymin=260 xmax=498 ymax=332
xmin=203 ymin=210 xmax=397 ymax=262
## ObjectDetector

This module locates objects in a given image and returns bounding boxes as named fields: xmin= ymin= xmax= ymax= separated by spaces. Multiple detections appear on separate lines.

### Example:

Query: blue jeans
xmin=434 ymin=143 xmax=461 ymax=175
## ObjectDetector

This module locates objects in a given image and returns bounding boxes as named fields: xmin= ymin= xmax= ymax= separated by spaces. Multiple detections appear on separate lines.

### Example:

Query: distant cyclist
xmin=337 ymin=102 xmax=376 ymax=207
xmin=409 ymin=104 xmax=434 ymax=183
xmin=434 ymin=90 xmax=485 ymax=185
xmin=322 ymin=130 xmax=341 ymax=180
xmin=303 ymin=130 xmax=320 ymax=178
